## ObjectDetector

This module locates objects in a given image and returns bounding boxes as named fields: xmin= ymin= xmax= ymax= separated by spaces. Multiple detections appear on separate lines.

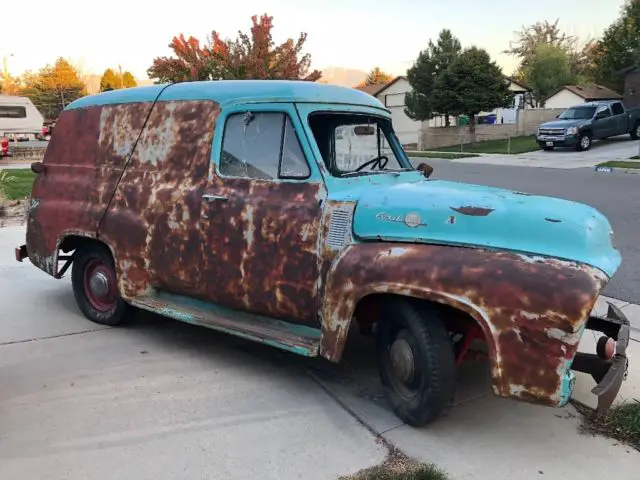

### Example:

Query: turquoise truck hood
xmin=351 ymin=179 xmax=620 ymax=277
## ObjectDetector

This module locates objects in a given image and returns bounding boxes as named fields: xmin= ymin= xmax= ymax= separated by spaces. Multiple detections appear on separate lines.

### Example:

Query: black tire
xmin=376 ymin=298 xmax=456 ymax=426
xmin=630 ymin=123 xmax=640 ymax=140
xmin=71 ymin=243 xmax=131 ymax=326
xmin=576 ymin=132 xmax=592 ymax=151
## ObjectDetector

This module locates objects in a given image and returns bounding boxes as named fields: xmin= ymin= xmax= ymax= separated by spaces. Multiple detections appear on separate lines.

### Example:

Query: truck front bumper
xmin=571 ymin=302 xmax=630 ymax=416
xmin=537 ymin=135 xmax=578 ymax=148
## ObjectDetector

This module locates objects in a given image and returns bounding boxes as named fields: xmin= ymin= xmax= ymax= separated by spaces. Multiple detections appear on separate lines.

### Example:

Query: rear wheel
xmin=71 ymin=244 xmax=131 ymax=326
xmin=630 ymin=123 xmax=640 ymax=140
xmin=376 ymin=299 xmax=456 ymax=426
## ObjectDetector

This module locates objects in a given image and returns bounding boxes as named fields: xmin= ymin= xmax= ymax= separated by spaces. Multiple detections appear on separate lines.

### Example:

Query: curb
xmin=594 ymin=165 xmax=640 ymax=174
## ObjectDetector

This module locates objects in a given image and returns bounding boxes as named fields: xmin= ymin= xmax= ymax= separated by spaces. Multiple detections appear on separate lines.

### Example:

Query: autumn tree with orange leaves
xmin=147 ymin=14 xmax=322 ymax=83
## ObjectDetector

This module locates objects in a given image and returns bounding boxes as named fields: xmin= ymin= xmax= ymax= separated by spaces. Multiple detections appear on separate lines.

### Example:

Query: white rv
xmin=0 ymin=95 xmax=44 ymax=140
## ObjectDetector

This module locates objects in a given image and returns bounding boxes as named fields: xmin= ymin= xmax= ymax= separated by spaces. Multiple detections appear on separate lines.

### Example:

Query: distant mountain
xmin=318 ymin=67 xmax=367 ymax=87
xmin=83 ymin=75 xmax=155 ymax=94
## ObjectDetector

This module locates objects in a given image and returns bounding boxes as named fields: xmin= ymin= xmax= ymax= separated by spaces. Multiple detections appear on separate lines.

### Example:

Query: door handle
xmin=202 ymin=194 xmax=228 ymax=203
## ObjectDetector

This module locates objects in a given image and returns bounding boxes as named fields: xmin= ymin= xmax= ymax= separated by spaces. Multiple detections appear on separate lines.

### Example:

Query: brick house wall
xmin=624 ymin=71 xmax=640 ymax=109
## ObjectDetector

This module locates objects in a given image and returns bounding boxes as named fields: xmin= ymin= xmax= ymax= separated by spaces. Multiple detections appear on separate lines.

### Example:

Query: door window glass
xmin=221 ymin=112 xmax=310 ymax=180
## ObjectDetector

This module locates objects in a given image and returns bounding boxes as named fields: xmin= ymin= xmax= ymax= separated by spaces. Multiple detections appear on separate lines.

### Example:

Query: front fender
xmin=320 ymin=243 xmax=608 ymax=406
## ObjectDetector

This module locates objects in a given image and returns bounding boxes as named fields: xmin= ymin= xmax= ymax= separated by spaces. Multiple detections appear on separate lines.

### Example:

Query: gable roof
xmin=548 ymin=84 xmax=622 ymax=101
xmin=355 ymin=83 xmax=389 ymax=96
xmin=504 ymin=76 xmax=530 ymax=92
xmin=371 ymin=76 xmax=408 ymax=97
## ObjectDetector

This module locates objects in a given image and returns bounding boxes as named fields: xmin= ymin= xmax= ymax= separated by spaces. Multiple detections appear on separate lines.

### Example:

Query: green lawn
xmin=408 ymin=152 xmax=479 ymax=160
xmin=0 ymin=169 xmax=36 ymax=200
xmin=597 ymin=161 xmax=640 ymax=169
xmin=433 ymin=135 xmax=539 ymax=154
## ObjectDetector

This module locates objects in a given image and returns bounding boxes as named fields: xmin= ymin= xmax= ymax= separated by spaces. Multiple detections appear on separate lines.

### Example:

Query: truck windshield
xmin=308 ymin=113 xmax=411 ymax=177
xmin=559 ymin=107 xmax=596 ymax=120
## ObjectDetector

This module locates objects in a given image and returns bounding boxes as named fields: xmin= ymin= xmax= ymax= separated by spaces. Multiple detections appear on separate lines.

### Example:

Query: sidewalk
xmin=410 ymin=137 xmax=640 ymax=170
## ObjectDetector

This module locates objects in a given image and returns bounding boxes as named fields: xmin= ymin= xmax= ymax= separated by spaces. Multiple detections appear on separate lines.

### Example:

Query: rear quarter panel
xmin=26 ymin=102 xmax=152 ymax=275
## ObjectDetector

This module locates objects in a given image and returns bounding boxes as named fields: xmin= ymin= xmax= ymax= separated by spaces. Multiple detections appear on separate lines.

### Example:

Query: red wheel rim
xmin=83 ymin=259 xmax=117 ymax=312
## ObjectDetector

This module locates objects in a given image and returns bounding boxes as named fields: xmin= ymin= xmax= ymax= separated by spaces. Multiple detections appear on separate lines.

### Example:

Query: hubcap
xmin=89 ymin=271 xmax=110 ymax=298
xmin=636 ymin=125 xmax=640 ymax=137
xmin=83 ymin=260 xmax=117 ymax=312
xmin=581 ymin=136 xmax=590 ymax=149
xmin=389 ymin=338 xmax=415 ymax=383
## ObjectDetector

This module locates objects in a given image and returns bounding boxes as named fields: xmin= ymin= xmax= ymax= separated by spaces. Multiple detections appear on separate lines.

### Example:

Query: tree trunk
xmin=444 ymin=114 xmax=450 ymax=127
xmin=469 ymin=114 xmax=476 ymax=144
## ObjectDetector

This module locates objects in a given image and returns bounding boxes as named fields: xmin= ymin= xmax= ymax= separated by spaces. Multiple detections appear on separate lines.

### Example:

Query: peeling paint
xmin=451 ymin=206 xmax=495 ymax=217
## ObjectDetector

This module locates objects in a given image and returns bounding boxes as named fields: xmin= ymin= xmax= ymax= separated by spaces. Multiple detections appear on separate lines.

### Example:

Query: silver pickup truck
xmin=537 ymin=100 xmax=640 ymax=151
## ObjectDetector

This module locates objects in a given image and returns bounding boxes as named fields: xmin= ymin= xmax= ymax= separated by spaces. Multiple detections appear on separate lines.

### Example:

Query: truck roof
xmin=66 ymin=80 xmax=388 ymax=112
xmin=574 ymin=100 xmax=622 ymax=107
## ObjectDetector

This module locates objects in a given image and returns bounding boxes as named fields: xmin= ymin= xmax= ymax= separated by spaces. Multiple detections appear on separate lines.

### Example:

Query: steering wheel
xmin=354 ymin=155 xmax=389 ymax=172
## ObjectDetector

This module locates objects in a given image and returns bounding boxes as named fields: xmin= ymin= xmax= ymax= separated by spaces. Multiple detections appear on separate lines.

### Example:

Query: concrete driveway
xmin=430 ymin=136 xmax=640 ymax=169
xmin=0 ymin=227 xmax=385 ymax=480
xmin=2 ymin=225 xmax=639 ymax=480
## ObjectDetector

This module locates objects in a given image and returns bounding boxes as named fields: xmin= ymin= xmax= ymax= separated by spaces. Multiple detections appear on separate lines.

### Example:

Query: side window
xmin=611 ymin=102 xmax=625 ymax=116
xmin=596 ymin=105 xmax=611 ymax=119
xmin=220 ymin=112 xmax=309 ymax=180
xmin=280 ymin=117 xmax=310 ymax=178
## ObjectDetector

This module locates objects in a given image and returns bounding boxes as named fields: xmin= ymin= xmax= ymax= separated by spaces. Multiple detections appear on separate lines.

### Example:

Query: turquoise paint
xmin=558 ymin=370 xmax=576 ymax=407
xmin=65 ymin=80 xmax=387 ymax=112
xmin=134 ymin=291 xmax=321 ymax=357
xmin=347 ymin=179 xmax=620 ymax=277
xmin=66 ymin=85 xmax=169 ymax=109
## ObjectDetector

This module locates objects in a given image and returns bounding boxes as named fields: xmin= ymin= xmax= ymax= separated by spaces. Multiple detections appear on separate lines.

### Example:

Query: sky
xmin=0 ymin=0 xmax=628 ymax=81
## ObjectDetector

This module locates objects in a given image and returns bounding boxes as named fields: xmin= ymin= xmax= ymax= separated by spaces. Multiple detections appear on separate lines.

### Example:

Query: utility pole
xmin=60 ymin=90 xmax=66 ymax=109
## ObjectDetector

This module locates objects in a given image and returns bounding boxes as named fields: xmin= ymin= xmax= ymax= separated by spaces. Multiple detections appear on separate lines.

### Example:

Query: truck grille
xmin=539 ymin=128 xmax=565 ymax=136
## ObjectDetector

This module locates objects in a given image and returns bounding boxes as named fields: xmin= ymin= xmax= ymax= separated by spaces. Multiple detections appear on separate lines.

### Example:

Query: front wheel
xmin=376 ymin=299 xmax=456 ymax=426
xmin=576 ymin=132 xmax=592 ymax=151
xmin=630 ymin=123 xmax=640 ymax=140
xmin=71 ymin=244 xmax=132 ymax=326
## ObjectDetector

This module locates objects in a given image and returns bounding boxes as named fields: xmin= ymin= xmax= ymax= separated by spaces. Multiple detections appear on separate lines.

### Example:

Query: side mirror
xmin=31 ymin=162 xmax=46 ymax=174
xmin=417 ymin=162 xmax=433 ymax=179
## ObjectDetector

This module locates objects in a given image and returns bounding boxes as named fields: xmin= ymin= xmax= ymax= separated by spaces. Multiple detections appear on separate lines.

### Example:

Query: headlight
xmin=566 ymin=127 xmax=578 ymax=135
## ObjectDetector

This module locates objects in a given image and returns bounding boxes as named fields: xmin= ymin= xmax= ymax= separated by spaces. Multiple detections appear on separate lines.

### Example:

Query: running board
xmin=130 ymin=291 xmax=321 ymax=357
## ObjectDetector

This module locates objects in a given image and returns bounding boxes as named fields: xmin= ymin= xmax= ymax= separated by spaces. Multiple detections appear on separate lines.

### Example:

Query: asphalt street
xmin=420 ymin=159 xmax=640 ymax=304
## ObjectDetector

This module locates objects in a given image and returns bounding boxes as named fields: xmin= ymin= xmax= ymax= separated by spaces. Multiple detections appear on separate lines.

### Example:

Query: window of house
xmin=611 ymin=102 xmax=625 ymax=116
xmin=220 ymin=112 xmax=310 ymax=180
xmin=0 ymin=106 xmax=27 ymax=118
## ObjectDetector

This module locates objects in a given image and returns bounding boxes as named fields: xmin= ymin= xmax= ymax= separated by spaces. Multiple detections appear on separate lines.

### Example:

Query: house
xmin=544 ymin=84 xmax=622 ymax=109
xmin=619 ymin=66 xmax=640 ymax=109
xmin=366 ymin=77 xmax=422 ymax=147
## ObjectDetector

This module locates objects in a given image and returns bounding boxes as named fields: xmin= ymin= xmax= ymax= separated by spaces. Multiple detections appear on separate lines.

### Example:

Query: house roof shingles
xmin=558 ymin=84 xmax=622 ymax=101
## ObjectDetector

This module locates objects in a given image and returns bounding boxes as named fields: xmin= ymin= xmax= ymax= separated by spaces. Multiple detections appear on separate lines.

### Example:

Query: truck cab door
xmin=609 ymin=102 xmax=627 ymax=136
xmin=198 ymin=103 xmax=327 ymax=326
xmin=593 ymin=105 xmax=613 ymax=138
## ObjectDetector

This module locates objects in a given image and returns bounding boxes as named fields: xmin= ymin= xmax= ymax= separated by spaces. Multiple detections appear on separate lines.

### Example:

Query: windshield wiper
xmin=340 ymin=169 xmax=411 ymax=178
